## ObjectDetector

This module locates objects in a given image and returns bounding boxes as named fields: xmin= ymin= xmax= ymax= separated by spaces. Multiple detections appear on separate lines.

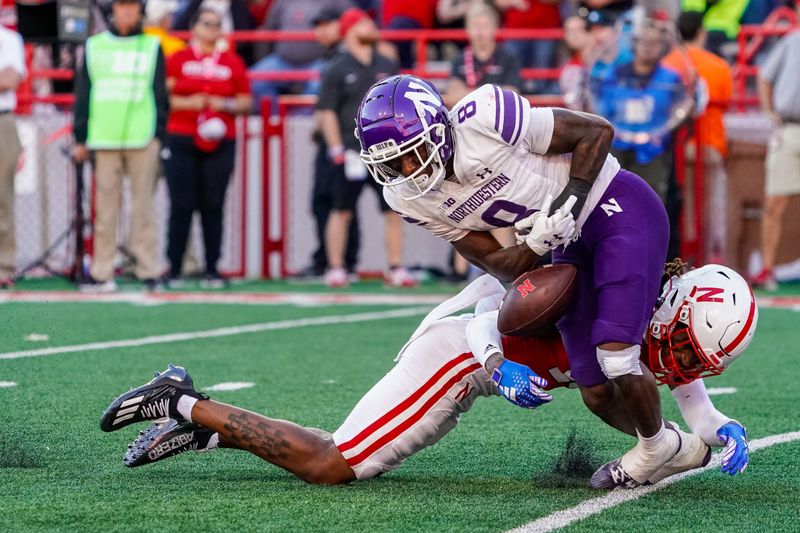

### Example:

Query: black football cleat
xmin=590 ymin=459 xmax=643 ymax=489
xmin=100 ymin=363 xmax=208 ymax=432
xmin=125 ymin=419 xmax=216 ymax=467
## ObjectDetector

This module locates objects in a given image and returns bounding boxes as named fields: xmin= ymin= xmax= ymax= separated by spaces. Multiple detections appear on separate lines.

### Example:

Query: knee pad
xmin=597 ymin=344 xmax=643 ymax=379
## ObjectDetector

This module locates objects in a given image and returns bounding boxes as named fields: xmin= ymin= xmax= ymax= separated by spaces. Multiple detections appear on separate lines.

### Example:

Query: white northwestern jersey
xmin=384 ymin=84 xmax=621 ymax=242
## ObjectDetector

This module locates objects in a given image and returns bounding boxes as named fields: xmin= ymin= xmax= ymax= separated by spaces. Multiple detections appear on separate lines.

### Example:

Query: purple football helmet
xmin=355 ymin=75 xmax=453 ymax=200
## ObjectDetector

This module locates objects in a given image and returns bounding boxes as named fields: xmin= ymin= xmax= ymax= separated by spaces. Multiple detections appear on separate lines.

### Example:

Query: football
xmin=497 ymin=264 xmax=578 ymax=337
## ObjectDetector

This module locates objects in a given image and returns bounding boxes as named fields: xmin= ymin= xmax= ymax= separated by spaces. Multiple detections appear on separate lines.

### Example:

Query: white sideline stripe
xmin=707 ymin=387 xmax=738 ymax=395
xmin=0 ymin=380 xmax=17 ymax=388
xmin=0 ymin=307 xmax=431 ymax=361
xmin=0 ymin=291 xmax=450 ymax=307
xmin=203 ymin=382 xmax=255 ymax=392
xmin=507 ymin=430 xmax=800 ymax=533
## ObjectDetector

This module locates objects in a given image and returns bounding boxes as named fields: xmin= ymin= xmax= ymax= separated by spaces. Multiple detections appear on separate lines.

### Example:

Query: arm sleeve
xmin=73 ymin=56 xmax=91 ymax=144
xmin=671 ymin=379 xmax=736 ymax=448
xmin=465 ymin=310 xmax=504 ymax=367
xmin=153 ymin=48 xmax=169 ymax=143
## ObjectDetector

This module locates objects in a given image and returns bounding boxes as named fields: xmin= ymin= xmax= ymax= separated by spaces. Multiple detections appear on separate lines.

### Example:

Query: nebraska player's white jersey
xmin=383 ymin=84 xmax=621 ymax=242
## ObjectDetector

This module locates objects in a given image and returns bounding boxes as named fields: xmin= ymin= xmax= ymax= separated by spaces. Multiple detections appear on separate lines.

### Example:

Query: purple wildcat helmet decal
xmin=355 ymin=75 xmax=454 ymax=200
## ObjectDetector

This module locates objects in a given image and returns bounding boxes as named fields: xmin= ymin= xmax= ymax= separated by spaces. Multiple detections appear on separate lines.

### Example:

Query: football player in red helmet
xmin=100 ymin=265 xmax=754 ymax=486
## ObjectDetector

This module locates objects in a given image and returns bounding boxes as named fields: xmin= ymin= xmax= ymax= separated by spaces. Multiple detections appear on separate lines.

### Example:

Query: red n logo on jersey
xmin=517 ymin=279 xmax=536 ymax=298
xmin=694 ymin=286 xmax=725 ymax=303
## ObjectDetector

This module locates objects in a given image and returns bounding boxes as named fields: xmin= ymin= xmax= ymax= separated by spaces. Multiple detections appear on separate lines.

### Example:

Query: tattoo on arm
xmin=223 ymin=412 xmax=291 ymax=461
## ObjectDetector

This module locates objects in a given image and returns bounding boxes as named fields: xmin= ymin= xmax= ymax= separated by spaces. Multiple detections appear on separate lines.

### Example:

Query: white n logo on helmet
xmin=404 ymin=81 xmax=441 ymax=127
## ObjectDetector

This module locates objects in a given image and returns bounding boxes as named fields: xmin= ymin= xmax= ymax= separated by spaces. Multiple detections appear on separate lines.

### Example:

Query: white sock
xmin=620 ymin=422 xmax=679 ymax=482
xmin=176 ymin=395 xmax=199 ymax=423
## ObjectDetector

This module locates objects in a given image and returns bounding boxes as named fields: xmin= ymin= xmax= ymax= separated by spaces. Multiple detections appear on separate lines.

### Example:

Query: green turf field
xmin=1 ymin=280 xmax=799 ymax=532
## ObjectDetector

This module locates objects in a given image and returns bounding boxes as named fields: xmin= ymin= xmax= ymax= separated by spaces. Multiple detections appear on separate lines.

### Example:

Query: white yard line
xmin=706 ymin=387 xmax=738 ymax=395
xmin=0 ymin=306 xmax=431 ymax=361
xmin=0 ymin=381 xmax=17 ymax=388
xmin=507 ymin=430 xmax=800 ymax=533
xmin=203 ymin=382 xmax=255 ymax=392
xmin=0 ymin=290 xmax=450 ymax=307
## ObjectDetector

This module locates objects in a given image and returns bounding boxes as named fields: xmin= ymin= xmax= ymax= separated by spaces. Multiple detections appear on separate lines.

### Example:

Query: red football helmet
xmin=646 ymin=265 xmax=758 ymax=385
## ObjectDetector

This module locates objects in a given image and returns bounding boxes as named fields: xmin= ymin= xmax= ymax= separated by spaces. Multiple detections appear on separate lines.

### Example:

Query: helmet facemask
xmin=360 ymin=122 xmax=449 ymax=201
xmin=647 ymin=301 xmax=724 ymax=386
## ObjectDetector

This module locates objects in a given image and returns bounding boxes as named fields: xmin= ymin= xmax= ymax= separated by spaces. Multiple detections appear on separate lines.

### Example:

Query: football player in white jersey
xmin=354 ymin=74 xmax=693 ymax=488
xmin=100 ymin=265 xmax=754 ymax=485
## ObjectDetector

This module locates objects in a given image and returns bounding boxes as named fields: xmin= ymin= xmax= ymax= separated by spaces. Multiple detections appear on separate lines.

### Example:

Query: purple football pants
xmin=552 ymin=169 xmax=669 ymax=387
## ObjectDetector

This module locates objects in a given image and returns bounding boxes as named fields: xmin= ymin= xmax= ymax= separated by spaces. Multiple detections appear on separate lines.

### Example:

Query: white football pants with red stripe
xmin=332 ymin=316 xmax=497 ymax=479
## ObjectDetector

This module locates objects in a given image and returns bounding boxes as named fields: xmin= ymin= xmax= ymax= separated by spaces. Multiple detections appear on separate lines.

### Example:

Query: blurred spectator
xmin=247 ymin=0 xmax=274 ymax=26
xmin=578 ymin=0 xmax=633 ymax=18
xmin=381 ymin=0 xmax=438 ymax=69
xmin=0 ymin=22 xmax=24 ymax=288
xmin=144 ymin=0 xmax=187 ymax=57
xmin=681 ymin=0 xmax=749 ymax=58
xmin=595 ymin=23 xmax=683 ymax=202
xmin=559 ymin=14 xmax=590 ymax=109
xmin=741 ymin=0 xmax=782 ymax=25
xmin=318 ymin=9 xmax=413 ymax=287
xmin=173 ymin=0 xmax=256 ymax=65
xmin=495 ymin=0 xmax=562 ymax=94
xmin=584 ymin=9 xmax=623 ymax=81
xmin=297 ymin=7 xmax=362 ymax=278
xmin=754 ymin=5 xmax=800 ymax=290
xmin=664 ymin=11 xmax=732 ymax=262
xmin=436 ymin=0 xmax=471 ymax=28
xmin=443 ymin=2 xmax=521 ymax=108
xmin=72 ymin=0 xmax=168 ymax=292
xmin=163 ymin=7 xmax=252 ymax=287
xmin=250 ymin=0 xmax=353 ymax=106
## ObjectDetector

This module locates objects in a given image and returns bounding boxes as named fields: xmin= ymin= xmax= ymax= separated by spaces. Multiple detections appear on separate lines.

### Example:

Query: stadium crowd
xmin=1 ymin=0 xmax=798 ymax=291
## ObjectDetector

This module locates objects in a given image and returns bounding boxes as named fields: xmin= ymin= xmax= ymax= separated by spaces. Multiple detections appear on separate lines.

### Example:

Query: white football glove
xmin=514 ymin=194 xmax=578 ymax=255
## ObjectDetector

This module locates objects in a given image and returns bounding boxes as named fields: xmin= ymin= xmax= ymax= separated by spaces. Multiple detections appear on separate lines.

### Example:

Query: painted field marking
xmin=707 ymin=387 xmax=738 ymax=395
xmin=203 ymin=382 xmax=255 ymax=392
xmin=0 ymin=306 xmax=431 ymax=361
xmin=0 ymin=381 xmax=17 ymax=388
xmin=507 ymin=430 xmax=800 ymax=533
xmin=0 ymin=290 xmax=449 ymax=307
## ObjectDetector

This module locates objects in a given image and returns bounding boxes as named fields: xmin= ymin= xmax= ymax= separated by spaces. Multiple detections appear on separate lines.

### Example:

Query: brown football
xmin=497 ymin=264 xmax=578 ymax=337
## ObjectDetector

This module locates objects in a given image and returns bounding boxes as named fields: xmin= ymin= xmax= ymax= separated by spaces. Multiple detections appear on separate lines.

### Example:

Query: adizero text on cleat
xmin=125 ymin=419 xmax=215 ymax=467
xmin=100 ymin=363 xmax=207 ymax=432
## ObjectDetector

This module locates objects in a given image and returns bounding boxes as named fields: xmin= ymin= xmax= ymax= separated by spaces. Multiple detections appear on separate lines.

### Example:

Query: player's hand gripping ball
xmin=498 ymin=264 xmax=578 ymax=337
xmin=491 ymin=359 xmax=552 ymax=409
xmin=514 ymin=194 xmax=578 ymax=255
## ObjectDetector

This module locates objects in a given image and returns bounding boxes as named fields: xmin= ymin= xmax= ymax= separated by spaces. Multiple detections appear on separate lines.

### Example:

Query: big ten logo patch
xmin=517 ymin=279 xmax=537 ymax=297
xmin=439 ymin=197 xmax=456 ymax=212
